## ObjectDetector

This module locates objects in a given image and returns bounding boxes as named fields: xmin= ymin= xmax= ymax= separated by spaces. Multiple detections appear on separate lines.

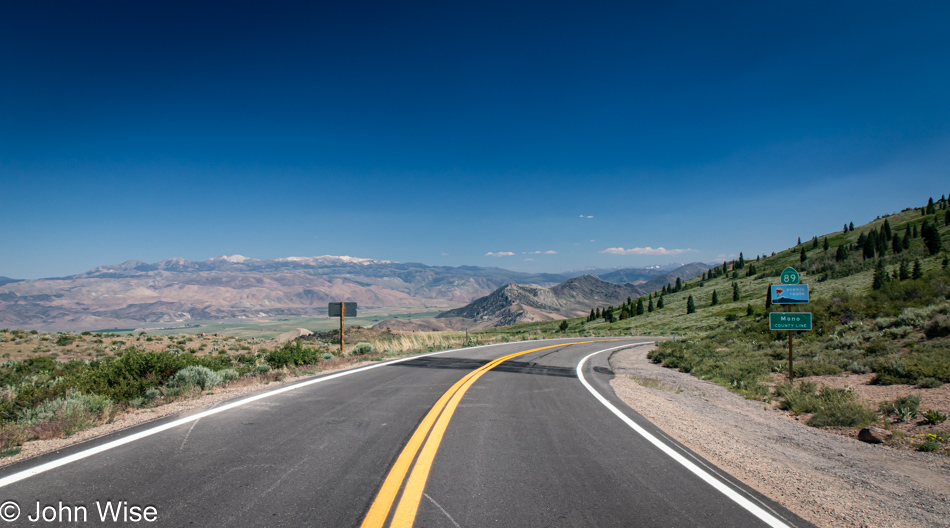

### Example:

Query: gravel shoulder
xmin=609 ymin=344 xmax=950 ymax=528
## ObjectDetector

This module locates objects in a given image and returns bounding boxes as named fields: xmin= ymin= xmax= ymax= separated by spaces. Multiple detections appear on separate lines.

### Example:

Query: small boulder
xmin=858 ymin=426 xmax=892 ymax=444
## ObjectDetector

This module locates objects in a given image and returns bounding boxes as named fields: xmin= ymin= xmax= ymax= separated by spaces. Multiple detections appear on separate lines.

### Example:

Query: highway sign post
xmin=769 ymin=267 xmax=810 ymax=381
xmin=328 ymin=302 xmax=357 ymax=355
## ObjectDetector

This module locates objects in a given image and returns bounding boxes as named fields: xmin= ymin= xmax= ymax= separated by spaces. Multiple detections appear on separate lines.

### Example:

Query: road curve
xmin=0 ymin=338 xmax=814 ymax=527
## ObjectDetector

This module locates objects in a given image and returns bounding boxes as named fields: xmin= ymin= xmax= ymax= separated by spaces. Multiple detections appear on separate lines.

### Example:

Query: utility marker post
xmin=769 ymin=268 xmax=811 ymax=382
xmin=328 ymin=302 xmax=357 ymax=356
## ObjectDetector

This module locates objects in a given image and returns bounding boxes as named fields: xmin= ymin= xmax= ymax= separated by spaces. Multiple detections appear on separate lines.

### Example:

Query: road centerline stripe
xmin=361 ymin=340 xmax=626 ymax=528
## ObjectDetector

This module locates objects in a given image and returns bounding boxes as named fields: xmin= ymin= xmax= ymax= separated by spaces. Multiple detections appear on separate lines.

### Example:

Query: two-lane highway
xmin=0 ymin=338 xmax=813 ymax=527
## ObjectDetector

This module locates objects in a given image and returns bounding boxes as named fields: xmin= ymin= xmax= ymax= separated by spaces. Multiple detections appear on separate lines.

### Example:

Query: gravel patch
xmin=609 ymin=345 xmax=950 ymax=528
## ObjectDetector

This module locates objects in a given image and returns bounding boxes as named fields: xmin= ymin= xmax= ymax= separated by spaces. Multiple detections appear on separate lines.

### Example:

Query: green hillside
xmin=477 ymin=196 xmax=950 ymax=447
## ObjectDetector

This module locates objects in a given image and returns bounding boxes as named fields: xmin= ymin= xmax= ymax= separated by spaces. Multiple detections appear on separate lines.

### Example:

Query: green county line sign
xmin=769 ymin=312 xmax=812 ymax=331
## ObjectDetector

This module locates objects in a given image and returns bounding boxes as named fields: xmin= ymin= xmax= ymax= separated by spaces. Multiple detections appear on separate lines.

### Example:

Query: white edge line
xmin=577 ymin=344 xmax=792 ymax=528
xmin=0 ymin=340 xmax=524 ymax=489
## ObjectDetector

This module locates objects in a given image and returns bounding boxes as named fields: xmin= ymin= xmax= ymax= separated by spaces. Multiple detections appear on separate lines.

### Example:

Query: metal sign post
xmin=328 ymin=302 xmax=357 ymax=356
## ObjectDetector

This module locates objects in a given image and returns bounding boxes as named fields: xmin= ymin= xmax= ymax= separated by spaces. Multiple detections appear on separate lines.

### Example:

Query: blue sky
xmin=2 ymin=1 xmax=948 ymax=279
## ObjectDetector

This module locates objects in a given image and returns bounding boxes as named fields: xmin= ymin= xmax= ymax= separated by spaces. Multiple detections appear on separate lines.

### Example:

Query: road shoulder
xmin=608 ymin=345 xmax=950 ymax=528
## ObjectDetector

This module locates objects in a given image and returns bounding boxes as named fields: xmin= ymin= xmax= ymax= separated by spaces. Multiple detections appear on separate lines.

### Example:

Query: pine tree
xmin=648 ymin=298 xmax=654 ymax=312
xmin=812 ymin=236 xmax=818 ymax=249
xmin=738 ymin=252 xmax=745 ymax=269
xmin=595 ymin=307 xmax=601 ymax=319
xmin=822 ymin=237 xmax=829 ymax=251
xmin=921 ymin=220 xmax=943 ymax=255
xmin=797 ymin=237 xmax=801 ymax=245
xmin=686 ymin=295 xmax=695 ymax=314
xmin=800 ymin=246 xmax=807 ymax=263
xmin=882 ymin=219 xmax=892 ymax=241
xmin=835 ymin=245 xmax=846 ymax=262
xmin=702 ymin=271 xmax=707 ymax=281
xmin=898 ymin=260 xmax=909 ymax=281
xmin=892 ymin=234 xmax=903 ymax=254
xmin=857 ymin=232 xmax=867 ymax=248
xmin=872 ymin=260 xmax=889 ymax=290
xmin=849 ymin=222 xmax=854 ymax=231
xmin=843 ymin=223 xmax=848 ymax=234
xmin=711 ymin=290 xmax=719 ymax=306
xmin=902 ymin=232 xmax=910 ymax=250
xmin=732 ymin=282 xmax=740 ymax=302
xmin=722 ymin=261 xmax=728 ymax=275
xmin=675 ymin=277 xmax=682 ymax=292
xmin=926 ymin=197 xmax=936 ymax=215
xmin=588 ymin=308 xmax=595 ymax=322
xmin=636 ymin=298 xmax=644 ymax=315
xmin=746 ymin=304 xmax=753 ymax=316
xmin=863 ymin=231 xmax=877 ymax=260
xmin=657 ymin=295 xmax=665 ymax=309
xmin=912 ymin=259 xmax=923 ymax=280
xmin=913 ymin=225 xmax=918 ymax=238
xmin=765 ymin=283 xmax=772 ymax=310
xmin=619 ymin=306 xmax=630 ymax=320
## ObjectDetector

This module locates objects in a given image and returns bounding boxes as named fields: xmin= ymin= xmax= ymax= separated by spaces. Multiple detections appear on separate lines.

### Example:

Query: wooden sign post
xmin=769 ymin=268 xmax=811 ymax=382
xmin=328 ymin=302 xmax=357 ymax=356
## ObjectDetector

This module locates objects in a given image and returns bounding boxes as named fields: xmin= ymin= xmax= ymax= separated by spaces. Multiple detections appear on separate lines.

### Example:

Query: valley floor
xmin=609 ymin=345 xmax=950 ymax=528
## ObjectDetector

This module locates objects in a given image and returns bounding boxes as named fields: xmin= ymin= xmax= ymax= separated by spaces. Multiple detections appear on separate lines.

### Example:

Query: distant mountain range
xmin=0 ymin=256 xmax=707 ymax=332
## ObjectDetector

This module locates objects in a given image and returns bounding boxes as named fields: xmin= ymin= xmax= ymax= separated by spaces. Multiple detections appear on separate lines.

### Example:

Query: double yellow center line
xmin=360 ymin=341 xmax=599 ymax=528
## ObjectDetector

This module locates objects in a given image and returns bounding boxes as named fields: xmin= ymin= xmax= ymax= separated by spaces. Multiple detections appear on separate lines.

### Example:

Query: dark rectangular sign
xmin=328 ymin=302 xmax=357 ymax=317
xmin=770 ymin=284 xmax=809 ymax=304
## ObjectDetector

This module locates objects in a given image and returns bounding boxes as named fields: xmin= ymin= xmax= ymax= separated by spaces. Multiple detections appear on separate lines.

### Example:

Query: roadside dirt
xmin=609 ymin=345 xmax=950 ymax=528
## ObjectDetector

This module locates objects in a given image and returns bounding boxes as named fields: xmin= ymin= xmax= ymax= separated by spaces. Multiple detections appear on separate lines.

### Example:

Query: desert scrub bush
xmin=17 ymin=389 xmax=114 ymax=435
xmin=264 ymin=341 xmax=320 ymax=369
xmin=164 ymin=365 xmax=222 ymax=393
xmin=879 ymin=395 xmax=921 ymax=422
xmin=917 ymin=377 xmax=943 ymax=388
xmin=351 ymin=342 xmax=376 ymax=356
xmin=775 ymin=382 xmax=875 ymax=427
xmin=254 ymin=364 xmax=272 ymax=374
xmin=924 ymin=314 xmax=950 ymax=339
xmin=921 ymin=409 xmax=948 ymax=425
xmin=217 ymin=368 xmax=240 ymax=383
xmin=67 ymin=349 xmax=229 ymax=402
xmin=649 ymin=340 xmax=772 ymax=398
xmin=915 ymin=433 xmax=946 ymax=453
xmin=320 ymin=352 xmax=334 ymax=361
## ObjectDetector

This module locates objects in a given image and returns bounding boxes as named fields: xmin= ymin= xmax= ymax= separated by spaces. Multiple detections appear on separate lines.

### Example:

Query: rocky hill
xmin=432 ymin=268 xmax=709 ymax=329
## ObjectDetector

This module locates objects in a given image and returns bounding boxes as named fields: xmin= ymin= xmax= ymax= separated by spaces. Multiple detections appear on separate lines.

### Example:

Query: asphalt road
xmin=0 ymin=338 xmax=815 ymax=527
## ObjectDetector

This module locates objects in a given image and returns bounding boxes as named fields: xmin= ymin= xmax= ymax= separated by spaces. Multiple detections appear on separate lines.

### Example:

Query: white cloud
xmin=521 ymin=250 xmax=558 ymax=255
xmin=524 ymin=258 xmax=534 ymax=261
xmin=579 ymin=215 xmax=594 ymax=219
xmin=600 ymin=247 xmax=693 ymax=255
xmin=715 ymin=253 xmax=736 ymax=260
xmin=485 ymin=251 xmax=515 ymax=257
xmin=441 ymin=253 xmax=449 ymax=256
